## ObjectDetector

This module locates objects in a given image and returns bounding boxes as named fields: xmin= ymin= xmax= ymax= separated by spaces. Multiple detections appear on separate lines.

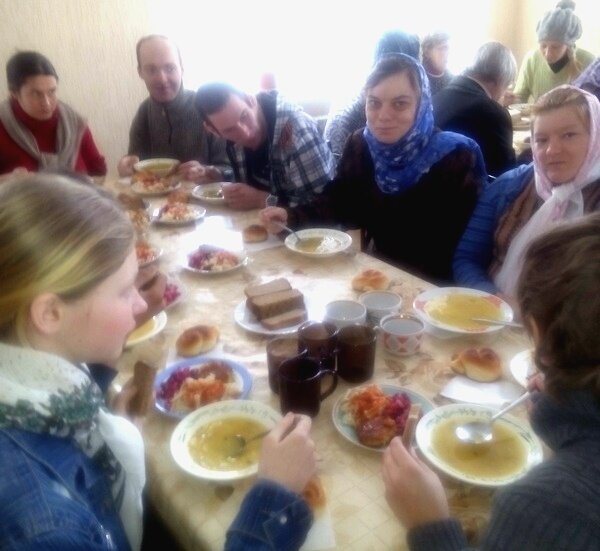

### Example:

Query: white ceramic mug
xmin=324 ymin=300 xmax=367 ymax=328
xmin=359 ymin=291 xmax=402 ymax=325
xmin=379 ymin=313 xmax=424 ymax=356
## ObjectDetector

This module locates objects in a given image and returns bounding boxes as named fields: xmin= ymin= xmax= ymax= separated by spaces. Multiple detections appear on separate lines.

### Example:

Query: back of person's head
xmin=536 ymin=0 xmax=582 ymax=45
xmin=0 ymin=175 xmax=134 ymax=344
xmin=464 ymin=42 xmax=517 ymax=88
xmin=365 ymin=54 xmax=422 ymax=96
xmin=135 ymin=34 xmax=182 ymax=68
xmin=532 ymin=85 xmax=591 ymax=131
xmin=195 ymin=82 xmax=246 ymax=123
xmin=421 ymin=32 xmax=449 ymax=55
xmin=517 ymin=213 xmax=600 ymax=399
xmin=6 ymin=51 xmax=58 ymax=93
xmin=374 ymin=31 xmax=420 ymax=64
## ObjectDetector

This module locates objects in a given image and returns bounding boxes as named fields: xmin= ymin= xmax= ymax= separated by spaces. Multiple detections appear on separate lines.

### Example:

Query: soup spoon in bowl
xmin=225 ymin=429 xmax=271 ymax=458
xmin=455 ymin=391 xmax=531 ymax=445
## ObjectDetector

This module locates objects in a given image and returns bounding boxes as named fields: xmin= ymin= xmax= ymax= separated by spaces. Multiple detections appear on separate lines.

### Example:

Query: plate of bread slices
xmin=235 ymin=278 xmax=316 ymax=335
xmin=333 ymin=383 xmax=433 ymax=451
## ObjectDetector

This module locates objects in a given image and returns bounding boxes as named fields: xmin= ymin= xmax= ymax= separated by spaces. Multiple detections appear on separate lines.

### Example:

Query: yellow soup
xmin=425 ymin=294 xmax=502 ymax=330
xmin=127 ymin=317 xmax=156 ymax=343
xmin=431 ymin=418 xmax=527 ymax=479
xmin=295 ymin=235 xmax=339 ymax=253
xmin=188 ymin=417 xmax=267 ymax=471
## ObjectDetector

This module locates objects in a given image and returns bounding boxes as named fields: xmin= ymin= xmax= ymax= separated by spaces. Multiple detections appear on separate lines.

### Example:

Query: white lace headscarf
xmin=495 ymin=86 xmax=600 ymax=296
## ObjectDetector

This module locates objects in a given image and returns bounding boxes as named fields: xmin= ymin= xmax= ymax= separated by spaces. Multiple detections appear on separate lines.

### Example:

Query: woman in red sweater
xmin=0 ymin=51 xmax=106 ymax=178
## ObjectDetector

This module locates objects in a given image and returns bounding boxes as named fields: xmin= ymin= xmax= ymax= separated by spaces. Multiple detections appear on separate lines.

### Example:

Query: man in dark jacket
xmin=433 ymin=42 xmax=517 ymax=177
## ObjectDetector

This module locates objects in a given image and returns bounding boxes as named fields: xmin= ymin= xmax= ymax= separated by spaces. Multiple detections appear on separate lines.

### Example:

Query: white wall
xmin=1 ymin=0 xmax=598 ymax=175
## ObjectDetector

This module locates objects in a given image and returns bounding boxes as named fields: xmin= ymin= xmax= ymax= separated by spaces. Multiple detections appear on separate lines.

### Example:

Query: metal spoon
xmin=454 ymin=391 xmax=531 ymax=445
xmin=226 ymin=415 xmax=300 ymax=458
xmin=276 ymin=222 xmax=306 ymax=244
xmin=225 ymin=429 xmax=271 ymax=458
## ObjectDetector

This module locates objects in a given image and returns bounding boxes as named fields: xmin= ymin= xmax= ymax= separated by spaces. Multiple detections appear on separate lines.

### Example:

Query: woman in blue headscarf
xmin=261 ymin=54 xmax=486 ymax=283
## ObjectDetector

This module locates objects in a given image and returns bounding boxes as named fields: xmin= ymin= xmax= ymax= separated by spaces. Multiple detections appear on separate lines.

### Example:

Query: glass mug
xmin=278 ymin=353 xmax=338 ymax=417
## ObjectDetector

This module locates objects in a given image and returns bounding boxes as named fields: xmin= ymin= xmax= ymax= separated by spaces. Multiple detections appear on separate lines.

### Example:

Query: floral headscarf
xmin=362 ymin=53 xmax=486 ymax=194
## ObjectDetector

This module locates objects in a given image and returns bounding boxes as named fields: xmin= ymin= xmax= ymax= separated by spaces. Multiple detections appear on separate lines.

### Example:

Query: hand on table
xmin=109 ymin=378 xmax=145 ymax=427
xmin=178 ymin=161 xmax=222 ymax=183
xmin=258 ymin=413 xmax=317 ymax=494
xmin=117 ymin=155 xmax=140 ymax=177
xmin=223 ymin=183 xmax=269 ymax=210
xmin=382 ymin=437 xmax=450 ymax=530
xmin=259 ymin=206 xmax=289 ymax=234
xmin=134 ymin=265 xmax=166 ymax=326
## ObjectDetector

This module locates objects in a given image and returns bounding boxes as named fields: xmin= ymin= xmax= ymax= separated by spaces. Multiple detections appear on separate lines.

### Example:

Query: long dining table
xmin=111 ymin=179 xmax=534 ymax=551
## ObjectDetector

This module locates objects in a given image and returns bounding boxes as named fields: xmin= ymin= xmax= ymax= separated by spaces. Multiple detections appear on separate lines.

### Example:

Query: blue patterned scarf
xmin=363 ymin=54 xmax=486 ymax=194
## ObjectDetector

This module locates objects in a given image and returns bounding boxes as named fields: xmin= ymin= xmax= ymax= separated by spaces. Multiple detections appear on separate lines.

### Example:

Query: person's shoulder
xmin=575 ymin=48 xmax=596 ymax=65
xmin=0 ymin=431 xmax=112 ymax=550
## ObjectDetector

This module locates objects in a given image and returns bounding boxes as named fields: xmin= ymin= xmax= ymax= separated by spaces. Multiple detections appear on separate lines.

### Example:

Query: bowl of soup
xmin=413 ymin=287 xmax=514 ymax=334
xmin=170 ymin=400 xmax=280 ymax=481
xmin=416 ymin=403 xmax=543 ymax=487
xmin=134 ymin=158 xmax=179 ymax=177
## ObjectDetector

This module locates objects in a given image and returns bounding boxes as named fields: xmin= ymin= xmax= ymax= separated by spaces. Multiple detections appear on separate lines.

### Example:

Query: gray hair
xmin=464 ymin=42 xmax=517 ymax=88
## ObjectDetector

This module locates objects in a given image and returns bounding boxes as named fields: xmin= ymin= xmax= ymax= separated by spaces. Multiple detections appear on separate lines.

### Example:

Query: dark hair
xmin=517 ymin=212 xmax=600 ymax=399
xmin=6 ymin=51 xmax=58 ymax=93
xmin=135 ymin=35 xmax=182 ymax=69
xmin=374 ymin=31 xmax=420 ymax=64
xmin=194 ymin=82 xmax=246 ymax=124
xmin=365 ymin=54 xmax=421 ymax=96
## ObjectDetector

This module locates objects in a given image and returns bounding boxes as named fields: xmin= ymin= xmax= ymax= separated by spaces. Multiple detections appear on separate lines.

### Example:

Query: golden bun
xmin=301 ymin=476 xmax=326 ymax=512
xmin=450 ymin=347 xmax=502 ymax=382
xmin=352 ymin=269 xmax=390 ymax=292
xmin=176 ymin=325 xmax=219 ymax=357
xmin=243 ymin=224 xmax=268 ymax=243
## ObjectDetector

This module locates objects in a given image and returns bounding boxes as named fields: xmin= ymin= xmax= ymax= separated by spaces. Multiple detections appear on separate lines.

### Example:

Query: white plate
xmin=332 ymin=383 xmax=434 ymax=452
xmin=152 ymin=205 xmax=206 ymax=225
xmin=192 ymin=183 xmax=226 ymax=205
xmin=412 ymin=287 xmax=513 ymax=335
xmin=125 ymin=311 xmax=167 ymax=347
xmin=416 ymin=403 xmax=543 ymax=487
xmin=182 ymin=247 xmax=247 ymax=275
xmin=510 ymin=349 xmax=535 ymax=388
xmin=284 ymin=228 xmax=352 ymax=257
xmin=233 ymin=296 xmax=322 ymax=336
xmin=170 ymin=399 xmax=280 ymax=481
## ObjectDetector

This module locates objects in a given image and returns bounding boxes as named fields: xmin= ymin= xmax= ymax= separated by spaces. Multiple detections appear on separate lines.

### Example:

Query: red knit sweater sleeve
xmin=77 ymin=127 xmax=107 ymax=176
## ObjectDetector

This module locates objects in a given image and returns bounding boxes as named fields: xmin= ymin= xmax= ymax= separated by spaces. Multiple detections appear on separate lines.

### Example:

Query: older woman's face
xmin=539 ymin=40 xmax=569 ymax=64
xmin=13 ymin=75 xmax=58 ymax=121
xmin=533 ymin=105 xmax=590 ymax=185
xmin=366 ymin=72 xmax=419 ymax=144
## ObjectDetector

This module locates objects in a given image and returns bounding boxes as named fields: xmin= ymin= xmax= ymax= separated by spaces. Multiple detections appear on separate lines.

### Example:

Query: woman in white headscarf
xmin=454 ymin=85 xmax=600 ymax=301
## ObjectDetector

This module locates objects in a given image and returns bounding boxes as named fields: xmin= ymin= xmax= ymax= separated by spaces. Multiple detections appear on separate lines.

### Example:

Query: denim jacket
xmin=0 ymin=428 xmax=130 ymax=551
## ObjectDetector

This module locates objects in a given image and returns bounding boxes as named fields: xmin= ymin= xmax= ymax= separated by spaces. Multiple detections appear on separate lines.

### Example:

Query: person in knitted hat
xmin=510 ymin=1 xmax=595 ymax=103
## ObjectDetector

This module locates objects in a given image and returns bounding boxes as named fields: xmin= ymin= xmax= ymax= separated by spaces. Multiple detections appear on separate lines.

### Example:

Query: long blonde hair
xmin=0 ymin=175 xmax=134 ymax=343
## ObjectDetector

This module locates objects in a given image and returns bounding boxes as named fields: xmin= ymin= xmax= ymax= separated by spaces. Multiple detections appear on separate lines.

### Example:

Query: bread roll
xmin=176 ymin=325 xmax=220 ymax=357
xmin=352 ymin=269 xmax=390 ymax=292
xmin=450 ymin=347 xmax=502 ymax=382
xmin=243 ymin=224 xmax=268 ymax=243
xmin=301 ymin=476 xmax=326 ymax=512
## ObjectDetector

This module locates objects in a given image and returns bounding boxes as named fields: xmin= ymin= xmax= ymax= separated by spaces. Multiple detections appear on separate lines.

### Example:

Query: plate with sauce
xmin=413 ymin=287 xmax=513 ymax=335
xmin=125 ymin=311 xmax=167 ymax=347
xmin=170 ymin=400 xmax=280 ymax=481
xmin=284 ymin=228 xmax=352 ymax=257
xmin=416 ymin=403 xmax=543 ymax=487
